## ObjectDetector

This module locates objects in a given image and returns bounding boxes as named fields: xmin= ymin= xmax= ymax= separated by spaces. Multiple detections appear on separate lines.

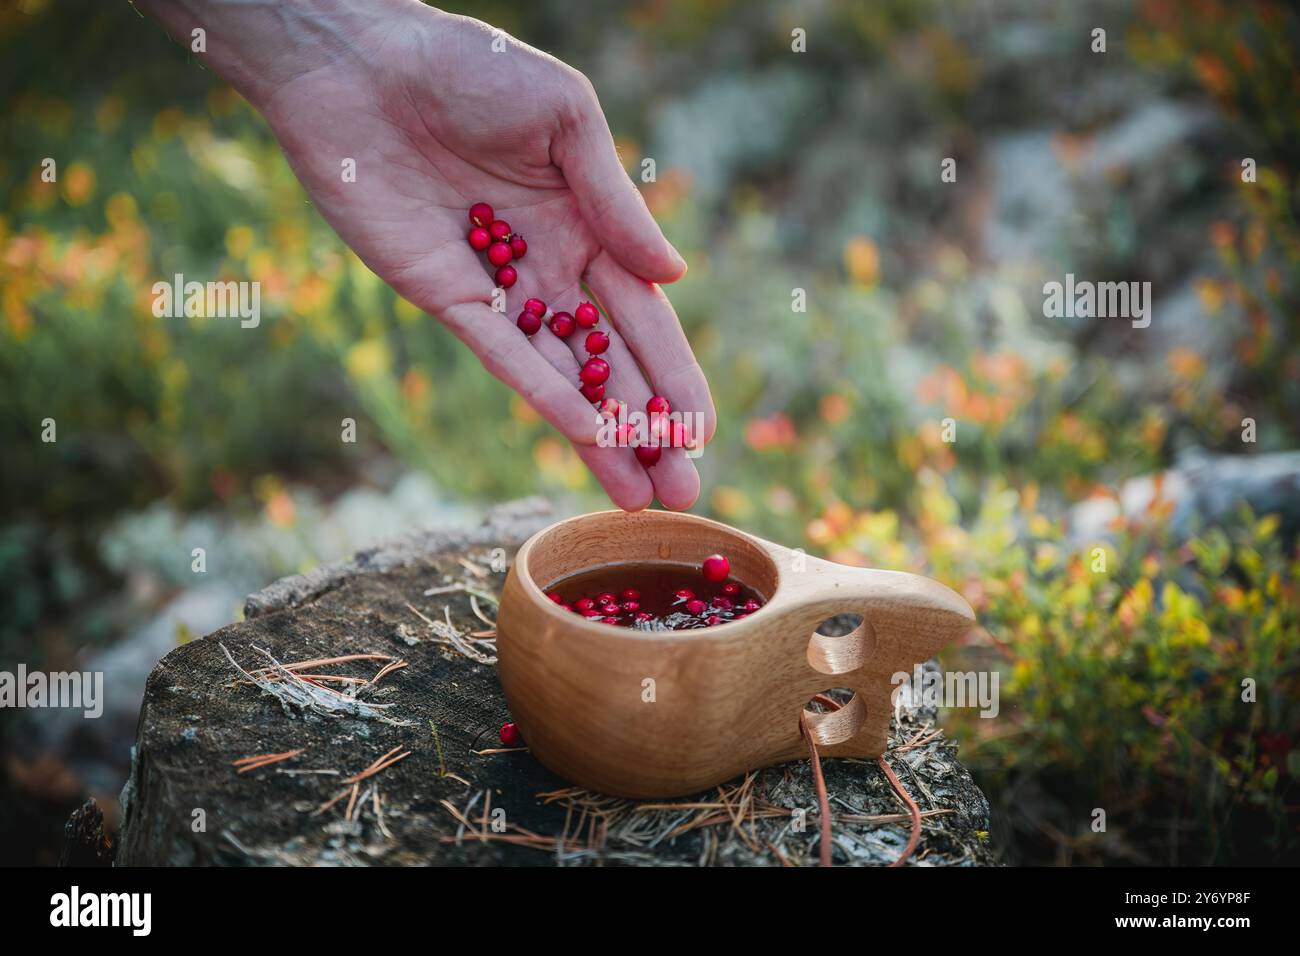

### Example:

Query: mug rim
xmin=511 ymin=510 xmax=782 ymax=640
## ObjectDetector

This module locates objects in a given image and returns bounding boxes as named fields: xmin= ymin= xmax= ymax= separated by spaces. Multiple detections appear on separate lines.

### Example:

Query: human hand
xmin=138 ymin=0 xmax=715 ymax=510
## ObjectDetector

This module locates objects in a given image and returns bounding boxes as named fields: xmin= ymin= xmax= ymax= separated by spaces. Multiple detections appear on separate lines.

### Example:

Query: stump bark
xmin=116 ymin=498 xmax=994 ymax=866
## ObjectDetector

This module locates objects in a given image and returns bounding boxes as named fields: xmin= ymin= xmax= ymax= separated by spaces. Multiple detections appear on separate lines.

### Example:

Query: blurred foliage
xmin=1 ymin=0 xmax=1297 ymax=862
xmin=829 ymin=472 xmax=1299 ymax=863
xmin=1131 ymin=0 xmax=1300 ymax=439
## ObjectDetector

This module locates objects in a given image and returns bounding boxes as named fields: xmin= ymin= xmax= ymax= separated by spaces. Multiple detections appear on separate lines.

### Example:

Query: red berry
xmin=646 ymin=395 xmax=671 ymax=415
xmin=575 ymin=301 xmax=600 ymax=328
xmin=595 ymin=592 xmax=615 ymax=605
xmin=574 ymin=598 xmax=595 ymax=613
xmin=635 ymin=611 xmax=653 ymax=622
xmin=598 ymin=397 xmax=624 ymax=420
xmin=546 ymin=591 xmax=563 ymax=603
xmin=581 ymin=608 xmax=602 ymax=618
xmin=712 ymin=596 xmax=733 ymax=610
xmin=585 ymin=330 xmax=610 ymax=355
xmin=674 ymin=589 xmax=694 ymax=602
xmin=510 ymin=235 xmax=527 ymax=259
xmin=686 ymin=598 xmax=707 ymax=615
xmin=468 ymin=227 xmax=491 ymax=251
xmin=517 ymin=310 xmax=542 ymax=335
xmin=635 ymin=444 xmax=662 ymax=467
xmin=600 ymin=603 xmax=621 ymax=616
xmin=500 ymin=722 xmax=521 ymax=746
xmin=580 ymin=357 xmax=610 ymax=386
xmin=601 ymin=616 xmax=620 ymax=625
xmin=621 ymin=589 xmax=641 ymax=601
xmin=495 ymin=265 xmax=517 ymax=288
xmin=469 ymin=203 xmax=494 ymax=228
xmin=580 ymin=382 xmax=605 ymax=403
xmin=706 ymin=614 xmax=723 ymax=626
xmin=614 ymin=423 xmax=632 ymax=446
xmin=549 ymin=312 xmax=575 ymax=337
xmin=487 ymin=241 xmax=513 ymax=267
xmin=702 ymin=554 xmax=730 ymax=582
xmin=665 ymin=421 xmax=689 ymax=447
xmin=488 ymin=220 xmax=512 ymax=240
xmin=742 ymin=599 xmax=761 ymax=612
xmin=523 ymin=297 xmax=547 ymax=316
xmin=622 ymin=601 xmax=640 ymax=613
xmin=722 ymin=582 xmax=740 ymax=597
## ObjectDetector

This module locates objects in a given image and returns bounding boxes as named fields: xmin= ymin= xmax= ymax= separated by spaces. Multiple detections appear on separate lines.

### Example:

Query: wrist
xmin=134 ymin=0 xmax=441 ymax=107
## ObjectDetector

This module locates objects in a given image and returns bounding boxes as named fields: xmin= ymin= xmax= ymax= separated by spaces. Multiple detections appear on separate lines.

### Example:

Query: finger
xmin=572 ymin=440 xmax=656 ymax=512
xmin=556 ymin=305 xmax=702 ymax=511
xmin=554 ymin=82 xmax=687 ymax=284
xmin=583 ymin=252 xmax=717 ymax=447
xmin=492 ymin=298 xmax=660 ymax=510
xmin=442 ymin=301 xmax=602 ymax=446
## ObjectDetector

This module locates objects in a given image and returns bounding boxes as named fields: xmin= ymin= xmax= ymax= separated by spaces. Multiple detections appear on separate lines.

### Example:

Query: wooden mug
xmin=497 ymin=510 xmax=975 ymax=798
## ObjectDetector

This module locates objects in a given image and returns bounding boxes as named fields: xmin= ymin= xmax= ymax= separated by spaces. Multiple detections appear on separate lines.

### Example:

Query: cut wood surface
xmin=115 ymin=499 xmax=994 ymax=866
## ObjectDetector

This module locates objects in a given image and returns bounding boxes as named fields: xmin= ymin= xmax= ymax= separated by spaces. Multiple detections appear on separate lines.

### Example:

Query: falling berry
xmin=523 ymin=297 xmax=547 ymax=316
xmin=495 ymin=265 xmax=517 ymax=288
xmin=702 ymin=554 xmax=730 ymax=582
xmin=509 ymin=235 xmax=528 ymax=259
xmin=585 ymin=330 xmax=610 ymax=355
xmin=500 ymin=722 xmax=521 ymax=746
xmin=575 ymin=301 xmax=600 ymax=327
xmin=469 ymin=203 xmax=494 ymax=228
xmin=517 ymin=310 xmax=542 ymax=336
xmin=549 ymin=311 xmax=576 ymax=338
xmin=468 ymin=227 xmax=491 ymax=251
xmin=488 ymin=219 xmax=512 ymax=241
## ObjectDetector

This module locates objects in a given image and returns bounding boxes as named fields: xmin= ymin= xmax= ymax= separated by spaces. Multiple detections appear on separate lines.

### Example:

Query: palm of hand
xmin=256 ymin=20 xmax=710 ymax=510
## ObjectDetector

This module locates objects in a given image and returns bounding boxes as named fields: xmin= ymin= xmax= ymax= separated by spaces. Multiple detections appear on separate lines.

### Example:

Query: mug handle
xmin=757 ymin=542 xmax=976 ymax=759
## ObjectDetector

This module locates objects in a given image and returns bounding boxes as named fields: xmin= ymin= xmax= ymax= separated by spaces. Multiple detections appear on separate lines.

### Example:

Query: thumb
xmin=555 ymin=79 xmax=687 ymax=283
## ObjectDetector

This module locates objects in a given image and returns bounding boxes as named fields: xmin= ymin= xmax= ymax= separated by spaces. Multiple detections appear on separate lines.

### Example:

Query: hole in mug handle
xmin=801 ymin=691 xmax=866 ymax=747
xmin=807 ymin=615 xmax=875 ymax=676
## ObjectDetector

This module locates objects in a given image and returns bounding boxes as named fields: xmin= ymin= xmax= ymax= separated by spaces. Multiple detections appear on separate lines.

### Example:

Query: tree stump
xmin=116 ymin=499 xmax=994 ymax=866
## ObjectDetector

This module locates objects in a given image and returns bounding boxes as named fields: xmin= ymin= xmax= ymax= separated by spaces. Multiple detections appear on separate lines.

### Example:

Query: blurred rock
xmin=1069 ymin=450 xmax=1300 ymax=545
